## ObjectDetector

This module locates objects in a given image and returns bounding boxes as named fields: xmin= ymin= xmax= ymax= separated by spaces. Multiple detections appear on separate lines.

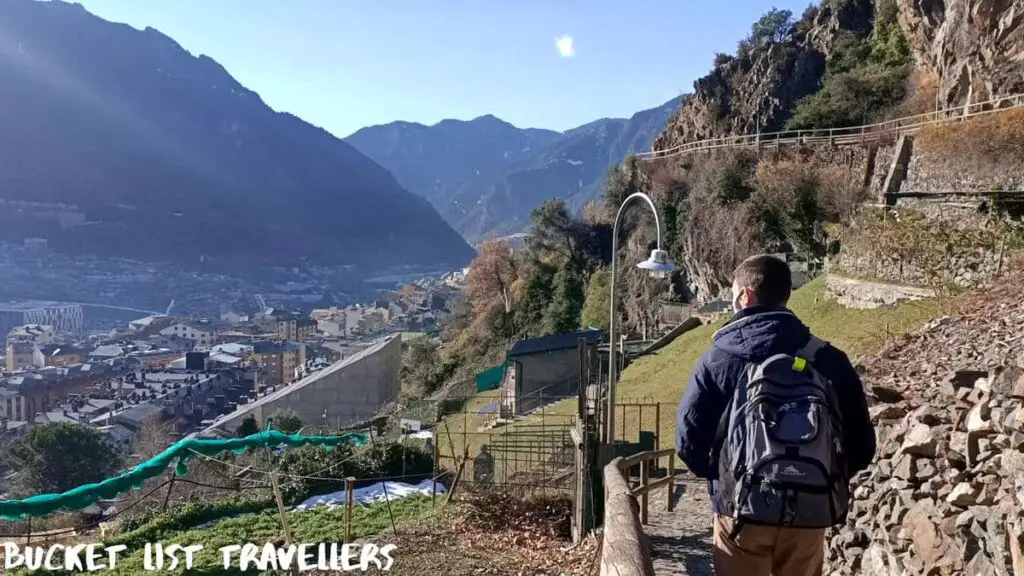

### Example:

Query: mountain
xmin=346 ymin=99 xmax=679 ymax=242
xmin=0 ymin=0 xmax=475 ymax=274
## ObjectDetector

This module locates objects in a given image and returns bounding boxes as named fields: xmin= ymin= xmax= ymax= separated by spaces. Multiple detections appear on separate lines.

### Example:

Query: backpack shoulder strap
xmin=797 ymin=335 xmax=828 ymax=362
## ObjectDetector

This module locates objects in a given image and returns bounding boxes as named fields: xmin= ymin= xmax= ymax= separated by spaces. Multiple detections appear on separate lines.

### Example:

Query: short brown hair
xmin=733 ymin=254 xmax=792 ymax=307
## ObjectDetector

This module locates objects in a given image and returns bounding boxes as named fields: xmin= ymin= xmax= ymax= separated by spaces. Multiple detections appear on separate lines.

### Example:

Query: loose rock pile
xmin=825 ymin=278 xmax=1024 ymax=575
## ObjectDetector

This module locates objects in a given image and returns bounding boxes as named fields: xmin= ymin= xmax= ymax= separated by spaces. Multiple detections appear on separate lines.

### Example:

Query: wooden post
xmin=621 ymin=403 xmax=626 ymax=443
xmin=602 ymin=459 xmax=655 ymax=576
xmin=431 ymin=435 xmax=439 ymax=506
xmin=667 ymin=455 xmax=676 ymax=512
xmin=161 ymin=471 xmax=176 ymax=513
xmin=345 ymin=477 xmax=355 ymax=543
xmin=269 ymin=472 xmax=299 ymax=576
xmin=445 ymin=460 xmax=466 ymax=505
xmin=443 ymin=421 xmax=457 ymax=467
xmin=654 ymin=403 xmax=661 ymax=453
xmin=640 ymin=459 xmax=650 ymax=525
xmin=638 ymin=404 xmax=644 ymax=444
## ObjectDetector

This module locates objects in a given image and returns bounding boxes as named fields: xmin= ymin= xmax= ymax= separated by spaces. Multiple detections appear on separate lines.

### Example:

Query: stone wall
xmin=902 ymin=109 xmax=1024 ymax=194
xmin=756 ymin=141 xmax=895 ymax=199
xmin=833 ymin=208 xmax=1007 ymax=289
xmin=904 ymin=143 xmax=1024 ymax=194
xmin=207 ymin=335 xmax=401 ymax=433
xmin=826 ymin=274 xmax=936 ymax=310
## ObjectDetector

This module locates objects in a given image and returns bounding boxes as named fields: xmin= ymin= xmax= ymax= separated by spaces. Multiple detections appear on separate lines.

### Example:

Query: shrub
xmin=580 ymin=268 xmax=611 ymax=330
xmin=753 ymin=160 xmax=866 ymax=258
xmin=786 ymin=63 xmax=911 ymax=130
xmin=916 ymin=108 xmax=1024 ymax=177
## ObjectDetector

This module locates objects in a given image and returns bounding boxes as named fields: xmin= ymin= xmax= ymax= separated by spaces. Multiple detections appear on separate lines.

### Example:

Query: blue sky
xmin=74 ymin=0 xmax=813 ymax=138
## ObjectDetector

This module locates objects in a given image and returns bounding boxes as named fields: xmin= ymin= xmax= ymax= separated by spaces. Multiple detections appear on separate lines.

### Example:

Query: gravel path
xmin=644 ymin=473 xmax=715 ymax=576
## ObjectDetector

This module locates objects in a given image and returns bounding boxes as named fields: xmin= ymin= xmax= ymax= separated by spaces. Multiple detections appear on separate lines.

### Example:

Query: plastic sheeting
xmin=294 ymin=479 xmax=445 ymax=510
xmin=0 ymin=428 xmax=367 ymax=520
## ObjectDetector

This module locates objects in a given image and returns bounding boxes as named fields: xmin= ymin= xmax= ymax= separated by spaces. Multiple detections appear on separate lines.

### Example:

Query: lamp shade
xmin=636 ymin=249 xmax=678 ymax=279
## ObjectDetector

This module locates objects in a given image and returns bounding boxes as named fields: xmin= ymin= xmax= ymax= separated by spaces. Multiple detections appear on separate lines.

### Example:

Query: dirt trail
xmin=644 ymin=473 xmax=715 ymax=575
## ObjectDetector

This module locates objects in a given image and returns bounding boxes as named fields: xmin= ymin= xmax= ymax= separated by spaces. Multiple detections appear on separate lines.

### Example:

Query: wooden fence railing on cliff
xmin=600 ymin=449 xmax=676 ymax=576
xmin=636 ymin=93 xmax=1024 ymax=161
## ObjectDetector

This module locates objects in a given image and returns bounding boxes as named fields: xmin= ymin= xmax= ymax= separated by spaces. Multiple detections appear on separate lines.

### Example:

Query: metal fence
xmin=433 ymin=388 xmax=578 ymax=495
xmin=432 ymin=386 xmax=667 ymax=497
xmin=637 ymin=93 xmax=1024 ymax=161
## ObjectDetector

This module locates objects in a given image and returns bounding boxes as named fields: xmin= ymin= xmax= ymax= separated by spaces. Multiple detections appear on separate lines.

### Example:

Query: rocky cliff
xmin=651 ymin=0 xmax=875 ymax=152
xmin=899 ymin=0 xmax=1024 ymax=107
xmin=825 ymin=268 xmax=1024 ymax=575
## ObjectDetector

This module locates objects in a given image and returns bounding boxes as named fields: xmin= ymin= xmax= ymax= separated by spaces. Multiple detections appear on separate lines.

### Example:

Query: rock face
xmin=651 ymin=0 xmax=874 ymax=153
xmin=825 ymin=272 xmax=1024 ymax=575
xmin=898 ymin=0 xmax=1024 ymax=107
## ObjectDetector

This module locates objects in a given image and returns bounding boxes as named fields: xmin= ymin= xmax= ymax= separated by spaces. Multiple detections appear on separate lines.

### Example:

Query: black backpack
xmin=714 ymin=336 xmax=849 ymax=536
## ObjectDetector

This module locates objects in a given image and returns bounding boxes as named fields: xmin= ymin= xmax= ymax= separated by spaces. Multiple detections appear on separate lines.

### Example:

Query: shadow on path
xmin=644 ymin=475 xmax=715 ymax=575
xmin=648 ymin=530 xmax=714 ymax=576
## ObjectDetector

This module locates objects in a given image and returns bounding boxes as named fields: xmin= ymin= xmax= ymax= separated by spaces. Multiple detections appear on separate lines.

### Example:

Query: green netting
xmin=0 ymin=428 xmax=367 ymax=521
xmin=475 ymin=362 xmax=507 ymax=392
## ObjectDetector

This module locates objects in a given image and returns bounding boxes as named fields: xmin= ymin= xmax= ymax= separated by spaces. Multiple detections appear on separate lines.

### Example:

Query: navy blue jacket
xmin=675 ymin=306 xmax=876 ymax=515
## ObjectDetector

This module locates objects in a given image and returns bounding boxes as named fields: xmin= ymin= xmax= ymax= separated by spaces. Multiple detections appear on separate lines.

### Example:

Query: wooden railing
xmin=600 ymin=448 xmax=677 ymax=576
xmin=637 ymin=93 xmax=1024 ymax=161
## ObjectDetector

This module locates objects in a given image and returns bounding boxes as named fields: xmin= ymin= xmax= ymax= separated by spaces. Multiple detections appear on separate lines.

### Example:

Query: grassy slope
xmin=20 ymin=497 xmax=436 ymax=576
xmin=442 ymin=276 xmax=953 ymax=458
xmin=614 ymin=276 xmax=953 ymax=444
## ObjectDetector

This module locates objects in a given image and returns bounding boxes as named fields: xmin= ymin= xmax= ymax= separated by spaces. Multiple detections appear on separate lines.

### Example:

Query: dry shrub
xmin=916 ymin=108 xmax=1024 ymax=170
xmin=581 ymin=200 xmax=613 ymax=226
xmin=679 ymin=192 xmax=762 ymax=295
xmin=885 ymin=69 xmax=940 ymax=119
xmin=643 ymin=156 xmax=689 ymax=203
xmin=755 ymin=160 xmax=865 ymax=223
xmin=460 ymin=490 xmax=572 ymax=540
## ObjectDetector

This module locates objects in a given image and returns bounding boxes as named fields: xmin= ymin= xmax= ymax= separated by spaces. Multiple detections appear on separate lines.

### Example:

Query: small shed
xmin=499 ymin=329 xmax=603 ymax=417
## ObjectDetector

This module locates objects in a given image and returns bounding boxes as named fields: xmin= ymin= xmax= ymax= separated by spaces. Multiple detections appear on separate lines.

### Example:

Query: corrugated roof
xmin=508 ymin=329 xmax=603 ymax=358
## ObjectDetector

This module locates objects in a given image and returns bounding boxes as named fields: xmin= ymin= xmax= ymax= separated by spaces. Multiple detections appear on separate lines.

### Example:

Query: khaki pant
xmin=712 ymin=515 xmax=826 ymax=576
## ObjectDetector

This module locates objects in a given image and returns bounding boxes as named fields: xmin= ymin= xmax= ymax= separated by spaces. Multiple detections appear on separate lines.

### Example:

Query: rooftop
xmin=508 ymin=329 xmax=604 ymax=358
xmin=0 ymin=301 xmax=79 ymax=312
xmin=252 ymin=341 xmax=303 ymax=354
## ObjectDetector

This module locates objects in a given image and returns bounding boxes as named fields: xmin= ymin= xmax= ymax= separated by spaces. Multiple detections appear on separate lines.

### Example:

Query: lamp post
xmin=606 ymin=192 xmax=678 ymax=445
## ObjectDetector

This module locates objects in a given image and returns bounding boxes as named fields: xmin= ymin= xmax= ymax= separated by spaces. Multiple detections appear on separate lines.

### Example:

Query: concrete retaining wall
xmin=206 ymin=335 xmax=401 ymax=433
xmin=825 ymin=274 xmax=936 ymax=310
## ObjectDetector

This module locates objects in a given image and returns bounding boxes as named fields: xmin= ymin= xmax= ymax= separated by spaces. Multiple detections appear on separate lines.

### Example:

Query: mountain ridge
xmin=346 ymin=98 xmax=679 ymax=242
xmin=0 ymin=0 xmax=475 ymax=274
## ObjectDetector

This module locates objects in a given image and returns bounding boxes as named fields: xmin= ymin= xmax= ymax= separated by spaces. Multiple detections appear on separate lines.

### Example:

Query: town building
xmin=272 ymin=310 xmax=318 ymax=342
xmin=6 ymin=324 xmax=56 ymax=345
xmin=251 ymin=341 xmax=306 ymax=388
xmin=158 ymin=320 xmax=226 ymax=348
xmin=6 ymin=341 xmax=36 ymax=372
xmin=0 ymin=301 xmax=83 ymax=337
xmin=35 ymin=344 xmax=89 ymax=367
xmin=311 ymin=308 xmax=346 ymax=337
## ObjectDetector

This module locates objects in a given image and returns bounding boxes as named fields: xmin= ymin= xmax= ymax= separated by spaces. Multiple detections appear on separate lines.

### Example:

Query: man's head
xmin=731 ymin=254 xmax=792 ymax=312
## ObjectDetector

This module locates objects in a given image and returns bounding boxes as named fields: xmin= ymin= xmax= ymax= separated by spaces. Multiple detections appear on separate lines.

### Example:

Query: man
xmin=676 ymin=254 xmax=875 ymax=576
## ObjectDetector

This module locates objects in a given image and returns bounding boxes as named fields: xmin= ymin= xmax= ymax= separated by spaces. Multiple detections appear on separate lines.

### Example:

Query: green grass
xmin=19 ymin=497 xmax=436 ymax=576
xmin=439 ymin=276 xmax=954 ymax=458
xmin=614 ymin=275 xmax=953 ymax=444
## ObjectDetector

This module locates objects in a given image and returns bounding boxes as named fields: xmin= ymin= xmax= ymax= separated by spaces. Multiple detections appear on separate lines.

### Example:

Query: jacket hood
xmin=712 ymin=306 xmax=810 ymax=361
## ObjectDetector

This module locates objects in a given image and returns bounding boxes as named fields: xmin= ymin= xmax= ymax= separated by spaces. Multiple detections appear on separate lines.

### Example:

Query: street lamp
xmin=606 ymin=192 xmax=678 ymax=445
